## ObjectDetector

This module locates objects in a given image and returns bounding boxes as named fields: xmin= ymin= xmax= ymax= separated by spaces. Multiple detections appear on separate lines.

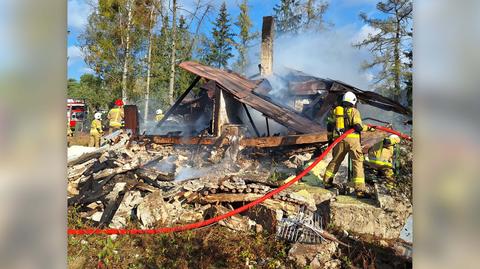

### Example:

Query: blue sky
xmin=67 ymin=0 xmax=382 ymax=80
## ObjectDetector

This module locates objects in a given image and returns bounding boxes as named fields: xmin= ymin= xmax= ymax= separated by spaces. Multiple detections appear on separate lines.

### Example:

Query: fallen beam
xmin=145 ymin=132 xmax=329 ymax=148
xmin=149 ymin=136 xmax=217 ymax=145
xmin=240 ymin=132 xmax=328 ymax=147
xmin=198 ymin=193 xmax=298 ymax=213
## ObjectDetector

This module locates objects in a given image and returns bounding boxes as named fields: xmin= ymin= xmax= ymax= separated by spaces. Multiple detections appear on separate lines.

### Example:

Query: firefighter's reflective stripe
xmin=353 ymin=177 xmax=365 ymax=184
xmin=346 ymin=133 xmax=360 ymax=138
xmin=367 ymin=158 xmax=393 ymax=168
xmin=109 ymin=108 xmax=123 ymax=127
xmin=325 ymin=170 xmax=334 ymax=178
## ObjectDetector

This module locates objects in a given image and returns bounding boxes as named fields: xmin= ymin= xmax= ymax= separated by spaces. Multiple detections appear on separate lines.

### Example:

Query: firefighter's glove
xmin=336 ymin=128 xmax=345 ymax=135
xmin=353 ymin=124 xmax=363 ymax=132
xmin=368 ymin=126 xmax=376 ymax=132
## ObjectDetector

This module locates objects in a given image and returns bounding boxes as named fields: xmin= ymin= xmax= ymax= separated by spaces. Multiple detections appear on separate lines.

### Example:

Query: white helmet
xmin=342 ymin=91 xmax=357 ymax=105
xmin=388 ymin=134 xmax=401 ymax=145
xmin=94 ymin=112 xmax=102 ymax=120
xmin=156 ymin=109 xmax=163 ymax=115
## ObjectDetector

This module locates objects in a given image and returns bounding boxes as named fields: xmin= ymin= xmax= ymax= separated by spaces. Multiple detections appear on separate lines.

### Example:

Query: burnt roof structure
xmin=143 ymin=61 xmax=409 ymax=148
xmin=179 ymin=61 xmax=324 ymax=134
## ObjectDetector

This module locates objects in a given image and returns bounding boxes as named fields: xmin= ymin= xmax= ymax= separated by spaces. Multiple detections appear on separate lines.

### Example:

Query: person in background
xmin=323 ymin=91 xmax=375 ymax=198
xmin=89 ymin=112 xmax=103 ymax=148
xmin=108 ymin=99 xmax=124 ymax=133
xmin=365 ymin=134 xmax=401 ymax=189
xmin=155 ymin=109 xmax=164 ymax=122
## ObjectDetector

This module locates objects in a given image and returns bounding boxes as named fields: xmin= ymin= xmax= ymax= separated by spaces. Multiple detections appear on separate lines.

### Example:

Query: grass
xmin=68 ymin=207 xmax=295 ymax=268
xmin=68 ymin=132 xmax=90 ymax=147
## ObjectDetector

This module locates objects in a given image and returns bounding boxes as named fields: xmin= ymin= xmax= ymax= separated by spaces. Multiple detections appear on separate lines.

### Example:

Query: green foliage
xmin=68 ymin=74 xmax=113 ymax=115
xmin=81 ymin=0 xmax=152 ymax=101
xmin=78 ymin=0 xmax=197 ymax=111
xmin=234 ymin=0 xmax=258 ymax=75
xmin=205 ymin=2 xmax=235 ymax=68
xmin=273 ymin=0 xmax=328 ymax=35
xmin=274 ymin=0 xmax=302 ymax=34
xmin=354 ymin=0 xmax=412 ymax=104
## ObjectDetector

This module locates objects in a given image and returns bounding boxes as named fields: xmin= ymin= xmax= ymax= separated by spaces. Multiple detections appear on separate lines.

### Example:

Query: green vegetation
xmin=204 ymin=2 xmax=235 ymax=68
xmin=354 ymin=0 xmax=413 ymax=106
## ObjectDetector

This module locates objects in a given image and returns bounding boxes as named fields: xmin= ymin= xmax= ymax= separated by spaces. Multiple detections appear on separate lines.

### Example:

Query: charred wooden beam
xmin=157 ymin=75 xmax=201 ymax=128
xmin=148 ymin=136 xmax=217 ymax=145
xmin=265 ymin=116 xmax=270 ymax=136
xmin=240 ymin=132 xmax=328 ymax=147
xmin=146 ymin=132 xmax=329 ymax=147
xmin=242 ymin=104 xmax=260 ymax=137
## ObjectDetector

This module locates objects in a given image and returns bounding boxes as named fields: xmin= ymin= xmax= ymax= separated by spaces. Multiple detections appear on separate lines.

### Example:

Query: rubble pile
xmin=68 ymin=132 xmax=413 ymax=268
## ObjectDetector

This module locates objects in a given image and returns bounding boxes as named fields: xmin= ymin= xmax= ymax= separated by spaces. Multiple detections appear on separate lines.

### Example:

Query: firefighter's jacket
xmin=108 ymin=107 xmax=124 ymax=128
xmin=367 ymin=140 xmax=394 ymax=168
xmin=90 ymin=119 xmax=103 ymax=135
xmin=155 ymin=113 xmax=164 ymax=122
xmin=326 ymin=106 xmax=368 ymax=140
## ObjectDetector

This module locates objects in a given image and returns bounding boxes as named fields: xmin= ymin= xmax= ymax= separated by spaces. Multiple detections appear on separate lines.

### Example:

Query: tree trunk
xmin=122 ymin=0 xmax=133 ymax=104
xmin=393 ymin=28 xmax=401 ymax=101
xmin=144 ymin=4 xmax=156 ymax=122
xmin=168 ymin=0 xmax=177 ymax=105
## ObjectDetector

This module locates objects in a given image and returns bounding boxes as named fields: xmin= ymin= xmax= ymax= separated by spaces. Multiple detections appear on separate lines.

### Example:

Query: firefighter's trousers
xmin=89 ymin=133 xmax=101 ymax=148
xmin=323 ymin=136 xmax=366 ymax=191
xmin=365 ymin=161 xmax=395 ymax=188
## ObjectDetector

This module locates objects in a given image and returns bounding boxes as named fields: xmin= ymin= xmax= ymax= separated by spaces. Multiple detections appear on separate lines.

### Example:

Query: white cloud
xmin=68 ymin=0 xmax=94 ymax=30
xmin=67 ymin=45 xmax=83 ymax=66
xmin=81 ymin=67 xmax=95 ymax=74
xmin=352 ymin=24 xmax=380 ymax=44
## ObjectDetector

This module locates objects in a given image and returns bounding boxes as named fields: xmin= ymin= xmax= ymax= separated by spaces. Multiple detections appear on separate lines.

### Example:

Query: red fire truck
xmin=67 ymin=99 xmax=87 ymax=131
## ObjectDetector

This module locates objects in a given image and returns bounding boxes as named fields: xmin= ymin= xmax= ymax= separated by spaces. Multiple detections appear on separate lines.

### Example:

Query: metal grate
xmin=276 ymin=206 xmax=325 ymax=244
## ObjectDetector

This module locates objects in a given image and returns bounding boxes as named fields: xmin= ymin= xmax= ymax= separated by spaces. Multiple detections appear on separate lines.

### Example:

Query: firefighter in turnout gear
xmin=108 ymin=99 xmax=124 ymax=133
xmin=365 ymin=134 xmax=401 ymax=189
xmin=89 ymin=112 xmax=103 ymax=148
xmin=155 ymin=109 xmax=164 ymax=122
xmin=323 ymin=91 xmax=375 ymax=198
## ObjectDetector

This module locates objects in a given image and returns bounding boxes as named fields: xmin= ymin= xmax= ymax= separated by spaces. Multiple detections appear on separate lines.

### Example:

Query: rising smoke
xmin=245 ymin=26 xmax=411 ymax=134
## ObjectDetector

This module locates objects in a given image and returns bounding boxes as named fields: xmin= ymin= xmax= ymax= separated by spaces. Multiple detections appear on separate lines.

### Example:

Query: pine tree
xmin=273 ymin=0 xmax=302 ymax=34
xmin=174 ymin=15 xmax=195 ymax=97
xmin=354 ymin=0 xmax=412 ymax=102
xmin=206 ymin=2 xmax=235 ymax=68
xmin=303 ymin=0 xmax=329 ymax=31
xmin=234 ymin=0 xmax=257 ymax=75
xmin=274 ymin=0 xmax=329 ymax=34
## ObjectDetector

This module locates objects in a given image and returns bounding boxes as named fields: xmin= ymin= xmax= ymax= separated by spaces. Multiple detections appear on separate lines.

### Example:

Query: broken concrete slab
xmin=329 ymin=195 xmax=411 ymax=240
xmin=109 ymin=190 xmax=143 ymax=229
xmin=204 ymin=205 xmax=252 ymax=232
xmin=244 ymin=204 xmax=278 ymax=233
xmin=288 ymin=241 xmax=338 ymax=268
xmin=290 ymin=183 xmax=334 ymax=206
xmin=136 ymin=190 xmax=172 ymax=228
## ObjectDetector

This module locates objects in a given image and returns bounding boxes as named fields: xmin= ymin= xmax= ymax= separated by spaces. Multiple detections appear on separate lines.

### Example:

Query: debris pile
xmin=68 ymin=130 xmax=413 ymax=268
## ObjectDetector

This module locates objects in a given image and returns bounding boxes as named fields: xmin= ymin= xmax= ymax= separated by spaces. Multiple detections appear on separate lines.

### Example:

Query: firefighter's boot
xmin=383 ymin=169 xmax=396 ymax=190
xmin=354 ymin=183 xmax=369 ymax=198
xmin=323 ymin=177 xmax=334 ymax=189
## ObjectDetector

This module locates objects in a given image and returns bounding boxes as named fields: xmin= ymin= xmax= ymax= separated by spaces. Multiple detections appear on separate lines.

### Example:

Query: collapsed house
xmin=134 ymin=16 xmax=410 ymax=149
xmin=68 ymin=16 xmax=412 ymax=268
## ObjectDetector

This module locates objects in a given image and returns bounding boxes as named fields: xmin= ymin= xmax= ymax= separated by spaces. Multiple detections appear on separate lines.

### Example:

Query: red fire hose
xmin=68 ymin=125 xmax=411 ymax=235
